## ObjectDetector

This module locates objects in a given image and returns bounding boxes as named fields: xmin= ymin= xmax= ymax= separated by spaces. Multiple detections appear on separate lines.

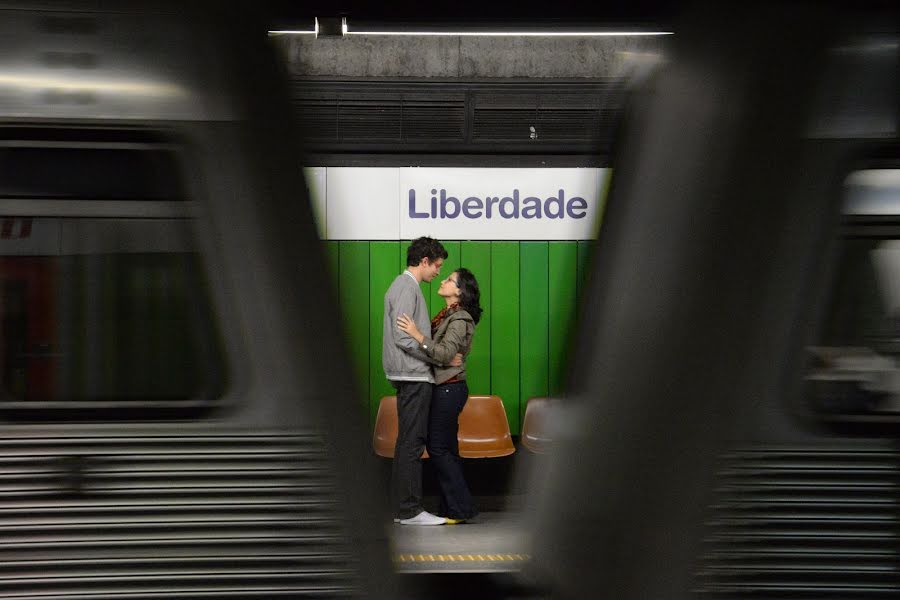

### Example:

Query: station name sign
xmin=408 ymin=188 xmax=588 ymax=221
xmin=305 ymin=167 xmax=609 ymax=240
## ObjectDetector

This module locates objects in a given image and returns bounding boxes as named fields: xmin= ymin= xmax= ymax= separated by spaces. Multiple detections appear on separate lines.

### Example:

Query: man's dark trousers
xmin=392 ymin=381 xmax=432 ymax=519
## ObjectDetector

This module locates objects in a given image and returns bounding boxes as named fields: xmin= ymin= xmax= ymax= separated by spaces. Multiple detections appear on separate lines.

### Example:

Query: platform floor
xmin=390 ymin=511 xmax=532 ymax=573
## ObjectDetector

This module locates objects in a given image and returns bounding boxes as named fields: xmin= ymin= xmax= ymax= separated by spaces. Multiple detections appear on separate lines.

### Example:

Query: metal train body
xmin=0 ymin=5 xmax=393 ymax=598
xmin=527 ymin=6 xmax=900 ymax=599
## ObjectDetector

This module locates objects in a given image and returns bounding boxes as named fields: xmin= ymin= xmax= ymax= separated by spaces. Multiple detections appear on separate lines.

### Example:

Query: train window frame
xmin=0 ymin=127 xmax=233 ymax=421
xmin=800 ymin=155 xmax=900 ymax=429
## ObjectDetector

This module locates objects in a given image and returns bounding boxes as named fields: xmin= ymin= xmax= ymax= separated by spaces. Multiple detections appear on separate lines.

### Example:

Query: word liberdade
xmin=408 ymin=189 xmax=588 ymax=220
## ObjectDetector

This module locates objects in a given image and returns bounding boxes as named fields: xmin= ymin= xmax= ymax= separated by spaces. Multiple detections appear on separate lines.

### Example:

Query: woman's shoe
xmin=444 ymin=517 xmax=467 ymax=525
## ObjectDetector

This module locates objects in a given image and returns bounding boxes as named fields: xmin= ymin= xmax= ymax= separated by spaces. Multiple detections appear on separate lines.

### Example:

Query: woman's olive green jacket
xmin=417 ymin=307 xmax=475 ymax=385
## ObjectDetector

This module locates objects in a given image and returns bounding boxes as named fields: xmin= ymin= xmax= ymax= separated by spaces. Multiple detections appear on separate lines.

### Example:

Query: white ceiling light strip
xmin=344 ymin=30 xmax=672 ymax=36
xmin=269 ymin=17 xmax=672 ymax=37
xmin=268 ymin=18 xmax=318 ymax=35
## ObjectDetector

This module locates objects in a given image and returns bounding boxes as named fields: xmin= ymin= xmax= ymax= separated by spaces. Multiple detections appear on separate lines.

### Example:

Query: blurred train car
xmin=527 ymin=3 xmax=900 ymax=599
xmin=0 ymin=3 xmax=396 ymax=598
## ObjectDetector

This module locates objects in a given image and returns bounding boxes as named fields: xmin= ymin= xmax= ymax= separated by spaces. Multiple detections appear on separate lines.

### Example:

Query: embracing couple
xmin=383 ymin=236 xmax=482 ymax=526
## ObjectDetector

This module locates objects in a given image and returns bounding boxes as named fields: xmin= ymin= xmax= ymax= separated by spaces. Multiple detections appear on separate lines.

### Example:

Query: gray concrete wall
xmin=273 ymin=34 xmax=667 ymax=79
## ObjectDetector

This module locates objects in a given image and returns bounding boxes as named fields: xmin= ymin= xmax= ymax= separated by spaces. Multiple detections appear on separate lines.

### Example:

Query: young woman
xmin=397 ymin=268 xmax=482 ymax=523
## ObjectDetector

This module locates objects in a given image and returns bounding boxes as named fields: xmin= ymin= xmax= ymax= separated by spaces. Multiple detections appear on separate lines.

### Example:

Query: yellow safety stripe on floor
xmin=394 ymin=553 xmax=531 ymax=562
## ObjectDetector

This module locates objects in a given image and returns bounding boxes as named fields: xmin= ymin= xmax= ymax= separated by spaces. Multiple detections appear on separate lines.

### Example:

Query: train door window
xmin=0 ymin=133 xmax=226 ymax=419
xmin=806 ymin=168 xmax=900 ymax=420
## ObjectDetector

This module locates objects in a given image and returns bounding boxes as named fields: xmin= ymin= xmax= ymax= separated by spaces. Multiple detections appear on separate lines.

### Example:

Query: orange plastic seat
xmin=521 ymin=397 xmax=560 ymax=454
xmin=457 ymin=395 xmax=516 ymax=458
xmin=372 ymin=396 xmax=428 ymax=459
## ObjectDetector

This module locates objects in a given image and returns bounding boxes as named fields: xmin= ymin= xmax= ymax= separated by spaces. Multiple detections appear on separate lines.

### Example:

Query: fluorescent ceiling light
xmin=0 ymin=73 xmax=185 ymax=97
xmin=269 ymin=18 xmax=672 ymax=37
xmin=345 ymin=30 xmax=672 ymax=36
xmin=345 ymin=18 xmax=671 ymax=36
xmin=268 ymin=18 xmax=318 ymax=36
xmin=846 ymin=169 xmax=900 ymax=189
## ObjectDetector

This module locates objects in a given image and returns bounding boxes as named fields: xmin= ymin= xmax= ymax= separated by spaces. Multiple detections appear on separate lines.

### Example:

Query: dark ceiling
xmin=261 ymin=0 xmax=897 ymax=34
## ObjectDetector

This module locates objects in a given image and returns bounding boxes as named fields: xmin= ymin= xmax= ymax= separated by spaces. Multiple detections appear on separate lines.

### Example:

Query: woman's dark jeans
xmin=427 ymin=380 xmax=478 ymax=520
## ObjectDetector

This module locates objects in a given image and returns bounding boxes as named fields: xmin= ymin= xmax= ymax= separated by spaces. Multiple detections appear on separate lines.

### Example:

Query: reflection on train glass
xmin=0 ymin=218 xmax=225 ymax=410
xmin=808 ymin=169 xmax=900 ymax=417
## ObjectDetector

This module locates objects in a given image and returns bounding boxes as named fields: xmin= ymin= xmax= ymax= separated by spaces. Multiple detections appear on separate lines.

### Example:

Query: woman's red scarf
xmin=430 ymin=303 xmax=459 ymax=336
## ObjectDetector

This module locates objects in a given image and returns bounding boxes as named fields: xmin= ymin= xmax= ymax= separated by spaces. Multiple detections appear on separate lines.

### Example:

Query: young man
xmin=383 ymin=236 xmax=447 ymax=525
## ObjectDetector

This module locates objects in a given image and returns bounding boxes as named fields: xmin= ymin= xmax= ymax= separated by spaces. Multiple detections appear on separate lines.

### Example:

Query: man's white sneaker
xmin=399 ymin=511 xmax=446 ymax=525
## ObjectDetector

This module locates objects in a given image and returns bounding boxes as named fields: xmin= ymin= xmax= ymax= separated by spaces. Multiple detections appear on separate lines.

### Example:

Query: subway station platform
xmin=390 ymin=511 xmax=532 ymax=573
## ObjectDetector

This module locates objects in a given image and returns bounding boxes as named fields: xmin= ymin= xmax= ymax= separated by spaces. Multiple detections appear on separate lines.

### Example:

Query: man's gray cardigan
xmin=383 ymin=271 xmax=433 ymax=383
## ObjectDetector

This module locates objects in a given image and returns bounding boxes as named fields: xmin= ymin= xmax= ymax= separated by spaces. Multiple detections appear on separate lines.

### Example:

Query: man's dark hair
xmin=406 ymin=236 xmax=447 ymax=267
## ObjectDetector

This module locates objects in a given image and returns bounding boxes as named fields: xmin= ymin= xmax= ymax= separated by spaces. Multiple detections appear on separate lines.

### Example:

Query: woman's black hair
xmin=454 ymin=267 xmax=483 ymax=325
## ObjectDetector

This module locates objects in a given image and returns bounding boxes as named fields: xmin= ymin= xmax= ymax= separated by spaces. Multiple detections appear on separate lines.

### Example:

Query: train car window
xmin=0 ymin=145 xmax=182 ymax=201
xmin=806 ymin=168 xmax=900 ymax=420
xmin=0 ymin=137 xmax=226 ymax=420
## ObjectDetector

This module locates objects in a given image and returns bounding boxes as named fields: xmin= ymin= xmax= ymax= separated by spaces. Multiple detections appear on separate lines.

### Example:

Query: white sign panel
xmin=318 ymin=167 xmax=608 ymax=240
xmin=325 ymin=168 xmax=399 ymax=240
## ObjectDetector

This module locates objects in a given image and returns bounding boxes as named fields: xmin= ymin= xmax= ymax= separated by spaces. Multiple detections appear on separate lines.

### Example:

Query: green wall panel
xmin=326 ymin=241 xmax=340 ymax=289
xmin=399 ymin=241 xmax=410 ymax=274
xmin=549 ymin=242 xmax=578 ymax=397
xmin=369 ymin=242 xmax=401 ymax=425
xmin=430 ymin=241 xmax=460 ymax=314
xmin=338 ymin=242 xmax=370 ymax=405
xmin=460 ymin=242 xmax=491 ymax=395
xmin=520 ymin=242 xmax=549 ymax=430
xmin=577 ymin=240 xmax=594 ymax=299
xmin=326 ymin=238 xmax=591 ymax=439
xmin=490 ymin=242 xmax=520 ymax=435
xmin=400 ymin=239 xmax=432 ymax=315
